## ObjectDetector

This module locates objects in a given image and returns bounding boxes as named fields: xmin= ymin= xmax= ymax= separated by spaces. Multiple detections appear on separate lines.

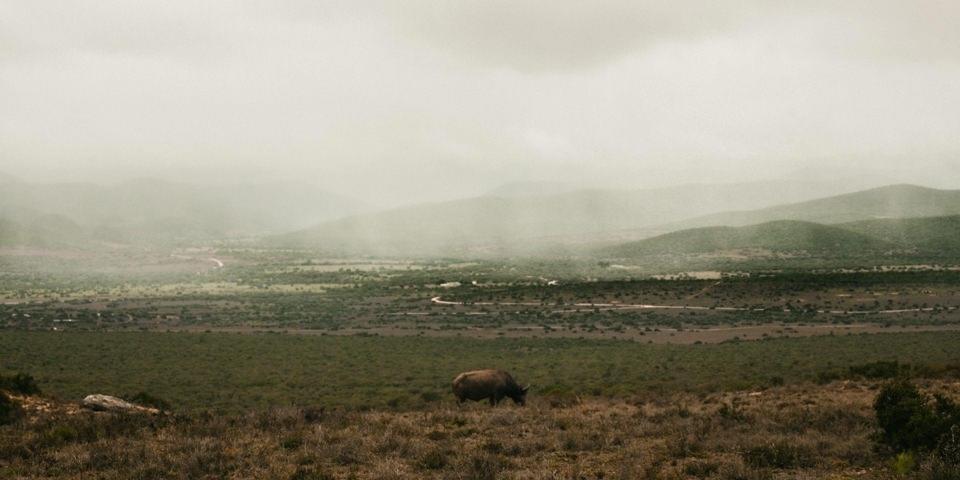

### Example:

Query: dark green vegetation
xmin=601 ymin=220 xmax=895 ymax=256
xmin=2 ymin=331 xmax=959 ymax=412
xmin=4 ymin=250 xmax=960 ymax=335
xmin=843 ymin=215 xmax=960 ymax=254
xmin=0 ymin=373 xmax=40 ymax=396
xmin=875 ymin=380 xmax=960 ymax=454
xmin=874 ymin=381 xmax=960 ymax=479
xmin=676 ymin=184 xmax=960 ymax=229
xmin=603 ymin=214 xmax=960 ymax=259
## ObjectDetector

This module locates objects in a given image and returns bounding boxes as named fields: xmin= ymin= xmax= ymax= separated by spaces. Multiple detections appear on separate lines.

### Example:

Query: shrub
xmin=302 ymin=406 xmax=325 ymax=423
xmin=0 ymin=392 xmax=23 ymax=425
xmin=417 ymin=448 xmax=449 ymax=470
xmin=919 ymin=462 xmax=960 ymax=480
xmin=419 ymin=391 xmax=441 ymax=403
xmin=684 ymin=459 xmax=720 ymax=477
xmin=281 ymin=434 xmax=304 ymax=451
xmin=39 ymin=423 xmax=80 ymax=447
xmin=874 ymin=380 xmax=959 ymax=453
xmin=0 ymin=373 xmax=40 ymax=395
xmin=850 ymin=361 xmax=907 ymax=380
xmin=743 ymin=442 xmax=814 ymax=469
xmin=289 ymin=466 xmax=335 ymax=480
xmin=935 ymin=424 xmax=960 ymax=466
xmin=890 ymin=451 xmax=916 ymax=475
xmin=466 ymin=453 xmax=504 ymax=480
xmin=816 ymin=370 xmax=843 ymax=385
xmin=124 ymin=391 xmax=172 ymax=411
xmin=718 ymin=401 xmax=747 ymax=422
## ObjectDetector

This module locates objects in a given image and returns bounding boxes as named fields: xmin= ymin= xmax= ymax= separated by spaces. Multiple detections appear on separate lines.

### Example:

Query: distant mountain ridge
xmin=669 ymin=184 xmax=960 ymax=229
xmin=600 ymin=220 xmax=895 ymax=257
xmin=0 ymin=178 xmax=366 ymax=247
xmin=0 ymin=215 xmax=87 ymax=248
xmin=601 ymin=214 xmax=960 ymax=258
xmin=485 ymin=181 xmax=583 ymax=198
xmin=272 ymin=180 xmax=881 ymax=256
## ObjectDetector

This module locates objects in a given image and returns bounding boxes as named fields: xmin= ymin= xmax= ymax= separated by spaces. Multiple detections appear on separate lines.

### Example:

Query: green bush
xmin=874 ymin=380 xmax=960 ymax=453
xmin=850 ymin=361 xmax=907 ymax=379
xmin=123 ymin=391 xmax=171 ymax=411
xmin=0 ymin=373 xmax=40 ymax=395
xmin=890 ymin=451 xmax=916 ymax=475
xmin=0 ymin=392 xmax=23 ymax=425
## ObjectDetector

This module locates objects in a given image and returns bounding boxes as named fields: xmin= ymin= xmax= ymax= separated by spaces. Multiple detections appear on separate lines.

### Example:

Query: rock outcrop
xmin=81 ymin=394 xmax=160 ymax=415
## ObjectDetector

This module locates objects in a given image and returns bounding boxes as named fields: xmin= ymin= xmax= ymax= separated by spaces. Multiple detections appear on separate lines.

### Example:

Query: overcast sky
xmin=2 ymin=1 xmax=959 ymax=205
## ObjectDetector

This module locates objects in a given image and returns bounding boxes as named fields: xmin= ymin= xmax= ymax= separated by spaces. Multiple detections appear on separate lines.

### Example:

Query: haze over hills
xmin=485 ymin=182 xmax=584 ymax=198
xmin=4 ymin=174 xmax=957 ymax=257
xmin=272 ymin=179 xmax=895 ymax=256
xmin=0 ymin=215 xmax=88 ymax=248
xmin=601 ymin=215 xmax=960 ymax=259
xmin=0 ymin=178 xmax=366 ymax=247
xmin=669 ymin=184 xmax=960 ymax=230
xmin=600 ymin=220 xmax=895 ymax=258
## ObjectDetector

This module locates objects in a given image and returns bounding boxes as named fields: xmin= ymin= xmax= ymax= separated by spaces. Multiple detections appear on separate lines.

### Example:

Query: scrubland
xmin=2 ymin=380 xmax=958 ymax=479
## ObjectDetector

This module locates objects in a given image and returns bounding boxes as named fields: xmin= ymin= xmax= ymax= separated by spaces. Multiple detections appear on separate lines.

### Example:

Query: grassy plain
xmin=2 ymin=330 xmax=959 ymax=412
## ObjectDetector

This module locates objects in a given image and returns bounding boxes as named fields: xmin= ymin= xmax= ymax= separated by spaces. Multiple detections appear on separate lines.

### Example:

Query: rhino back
xmin=452 ymin=369 xmax=512 ymax=398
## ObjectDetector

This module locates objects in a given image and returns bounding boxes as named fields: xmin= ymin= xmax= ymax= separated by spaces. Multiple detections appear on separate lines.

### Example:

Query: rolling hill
xmin=0 ymin=178 xmax=367 ymax=247
xmin=273 ymin=180 xmax=882 ymax=256
xmin=670 ymin=184 xmax=960 ymax=229
xmin=0 ymin=215 xmax=88 ymax=247
xmin=839 ymin=215 xmax=960 ymax=254
xmin=600 ymin=220 xmax=896 ymax=257
xmin=601 ymin=214 xmax=960 ymax=259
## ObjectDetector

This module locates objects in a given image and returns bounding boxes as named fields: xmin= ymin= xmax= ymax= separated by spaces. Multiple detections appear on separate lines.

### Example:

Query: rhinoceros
xmin=452 ymin=369 xmax=528 ymax=406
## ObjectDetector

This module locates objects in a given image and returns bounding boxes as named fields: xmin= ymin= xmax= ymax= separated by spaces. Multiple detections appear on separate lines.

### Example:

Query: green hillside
xmin=672 ymin=184 xmax=960 ymax=229
xmin=601 ymin=220 xmax=896 ymax=257
xmin=839 ymin=215 xmax=960 ymax=254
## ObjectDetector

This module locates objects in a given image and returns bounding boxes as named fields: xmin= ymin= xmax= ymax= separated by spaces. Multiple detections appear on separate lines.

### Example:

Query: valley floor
xmin=152 ymin=321 xmax=960 ymax=344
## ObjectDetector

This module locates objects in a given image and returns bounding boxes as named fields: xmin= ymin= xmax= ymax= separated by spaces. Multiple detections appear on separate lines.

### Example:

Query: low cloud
xmin=1 ymin=1 xmax=958 ymax=205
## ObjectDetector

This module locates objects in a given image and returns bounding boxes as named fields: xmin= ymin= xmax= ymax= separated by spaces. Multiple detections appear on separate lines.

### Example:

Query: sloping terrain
xmin=839 ymin=215 xmax=960 ymax=255
xmin=601 ymin=220 xmax=895 ymax=257
xmin=0 ymin=383 xmax=922 ymax=480
xmin=0 ymin=178 xmax=366 ymax=246
xmin=0 ymin=215 xmax=88 ymax=247
xmin=274 ymin=180 xmax=875 ymax=256
xmin=672 ymin=184 xmax=960 ymax=229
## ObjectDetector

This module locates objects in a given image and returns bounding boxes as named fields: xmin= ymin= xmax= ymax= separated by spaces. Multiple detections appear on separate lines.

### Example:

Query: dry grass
xmin=5 ymin=381 xmax=957 ymax=479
